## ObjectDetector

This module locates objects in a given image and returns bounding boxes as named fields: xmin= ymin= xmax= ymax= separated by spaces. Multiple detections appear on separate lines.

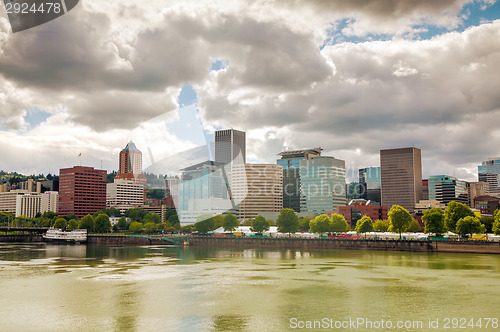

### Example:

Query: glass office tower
xmin=299 ymin=156 xmax=346 ymax=213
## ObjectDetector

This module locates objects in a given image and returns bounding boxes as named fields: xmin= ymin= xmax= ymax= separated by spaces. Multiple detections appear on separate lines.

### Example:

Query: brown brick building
xmin=58 ymin=166 xmax=107 ymax=218
xmin=327 ymin=200 xmax=388 ymax=228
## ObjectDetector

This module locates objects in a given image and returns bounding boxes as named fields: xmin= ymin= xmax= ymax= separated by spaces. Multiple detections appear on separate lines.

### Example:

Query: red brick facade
xmin=58 ymin=166 xmax=107 ymax=218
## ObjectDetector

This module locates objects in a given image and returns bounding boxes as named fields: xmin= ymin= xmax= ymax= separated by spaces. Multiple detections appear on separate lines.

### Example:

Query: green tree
xmin=144 ymin=222 xmax=156 ymax=233
xmin=408 ymin=219 xmax=422 ymax=232
xmin=94 ymin=213 xmax=111 ymax=233
xmin=241 ymin=219 xmax=253 ymax=226
xmin=423 ymin=208 xmax=445 ymax=235
xmin=117 ymin=216 xmax=128 ymax=230
xmin=251 ymin=216 xmax=270 ymax=234
xmin=298 ymin=216 xmax=311 ymax=232
xmin=129 ymin=221 xmax=143 ymax=233
xmin=456 ymin=216 xmax=486 ymax=238
xmin=355 ymin=216 xmax=373 ymax=237
xmin=331 ymin=214 xmax=349 ymax=232
xmin=373 ymin=219 xmax=390 ymax=232
xmin=62 ymin=214 xmax=77 ymax=222
xmin=194 ymin=213 xmax=215 ymax=234
xmin=168 ymin=214 xmax=179 ymax=226
xmin=53 ymin=218 xmax=67 ymax=229
xmin=276 ymin=208 xmax=299 ymax=235
xmin=42 ymin=211 xmax=57 ymax=219
xmin=491 ymin=210 xmax=500 ymax=235
xmin=102 ymin=207 xmax=120 ymax=217
xmin=126 ymin=208 xmax=148 ymax=222
xmin=143 ymin=212 xmax=161 ymax=224
xmin=388 ymin=205 xmax=412 ymax=239
xmin=40 ymin=217 xmax=51 ymax=227
xmin=68 ymin=219 xmax=79 ymax=231
xmin=480 ymin=216 xmax=495 ymax=233
xmin=223 ymin=214 xmax=239 ymax=232
xmin=147 ymin=189 xmax=165 ymax=200
xmin=213 ymin=214 xmax=225 ymax=228
xmin=156 ymin=222 xmax=167 ymax=233
xmin=309 ymin=214 xmax=333 ymax=234
xmin=78 ymin=214 xmax=94 ymax=232
xmin=180 ymin=225 xmax=194 ymax=233
xmin=444 ymin=201 xmax=474 ymax=233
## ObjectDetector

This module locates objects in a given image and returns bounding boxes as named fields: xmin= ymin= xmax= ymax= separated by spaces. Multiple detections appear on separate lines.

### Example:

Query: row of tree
xmin=423 ymin=201 xmax=500 ymax=237
xmin=190 ymin=202 xmax=500 ymax=238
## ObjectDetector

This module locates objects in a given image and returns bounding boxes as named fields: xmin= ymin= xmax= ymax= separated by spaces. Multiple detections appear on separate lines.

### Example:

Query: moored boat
xmin=43 ymin=228 xmax=88 ymax=244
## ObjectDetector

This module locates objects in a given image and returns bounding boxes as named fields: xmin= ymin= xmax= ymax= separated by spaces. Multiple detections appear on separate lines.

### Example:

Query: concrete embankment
xmin=2 ymin=234 xmax=500 ymax=254
xmin=0 ymin=234 xmax=42 ymax=242
xmin=189 ymin=236 xmax=435 ymax=252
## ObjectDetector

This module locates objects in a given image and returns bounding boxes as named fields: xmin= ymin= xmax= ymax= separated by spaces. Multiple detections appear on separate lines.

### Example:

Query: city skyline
xmin=1 ymin=1 xmax=500 ymax=181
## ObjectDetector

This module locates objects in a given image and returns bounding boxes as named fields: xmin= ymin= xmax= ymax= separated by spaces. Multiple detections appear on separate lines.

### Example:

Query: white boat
xmin=43 ymin=228 xmax=88 ymax=244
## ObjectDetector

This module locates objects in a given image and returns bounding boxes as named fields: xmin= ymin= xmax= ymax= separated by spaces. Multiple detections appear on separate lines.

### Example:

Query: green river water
xmin=0 ymin=244 xmax=499 ymax=332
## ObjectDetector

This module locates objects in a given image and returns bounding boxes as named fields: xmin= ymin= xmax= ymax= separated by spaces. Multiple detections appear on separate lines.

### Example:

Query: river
xmin=0 ymin=244 xmax=499 ymax=331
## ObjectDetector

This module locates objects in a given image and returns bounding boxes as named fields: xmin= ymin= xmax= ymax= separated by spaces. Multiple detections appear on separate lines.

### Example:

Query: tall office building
xmin=478 ymin=158 xmax=500 ymax=196
xmin=277 ymin=148 xmax=322 ymax=212
xmin=231 ymin=164 xmax=283 ymax=220
xmin=106 ymin=180 xmax=146 ymax=210
xmin=380 ymin=147 xmax=422 ymax=210
xmin=177 ymin=161 xmax=231 ymax=224
xmin=0 ymin=190 xmax=30 ymax=214
xmin=428 ymin=175 xmax=468 ymax=205
xmin=467 ymin=181 xmax=489 ymax=207
xmin=58 ymin=166 xmax=107 ymax=218
xmin=215 ymin=129 xmax=246 ymax=164
xmin=300 ymin=156 xmax=346 ymax=214
xmin=114 ymin=141 xmax=147 ymax=203
xmin=358 ymin=167 xmax=381 ymax=204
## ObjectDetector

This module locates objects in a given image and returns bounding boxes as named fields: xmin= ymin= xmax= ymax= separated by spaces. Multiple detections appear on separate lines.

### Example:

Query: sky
xmin=1 ymin=0 xmax=500 ymax=182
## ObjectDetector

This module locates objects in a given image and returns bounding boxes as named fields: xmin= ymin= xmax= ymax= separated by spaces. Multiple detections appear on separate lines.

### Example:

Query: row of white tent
xmin=211 ymin=227 xmax=500 ymax=241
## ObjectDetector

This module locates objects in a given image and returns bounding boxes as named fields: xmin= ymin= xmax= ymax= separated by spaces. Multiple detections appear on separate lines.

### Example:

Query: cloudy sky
xmin=1 ymin=0 xmax=500 ymax=181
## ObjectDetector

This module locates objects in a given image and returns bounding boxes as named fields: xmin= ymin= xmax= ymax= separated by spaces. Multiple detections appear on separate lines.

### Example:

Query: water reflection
xmin=0 ymin=244 xmax=499 ymax=331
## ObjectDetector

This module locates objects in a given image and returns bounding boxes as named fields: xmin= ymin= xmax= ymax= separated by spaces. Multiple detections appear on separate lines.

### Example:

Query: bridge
xmin=0 ymin=226 xmax=49 ymax=234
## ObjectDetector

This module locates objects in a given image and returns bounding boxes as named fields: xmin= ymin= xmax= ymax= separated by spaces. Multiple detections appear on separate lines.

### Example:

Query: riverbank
xmin=2 ymin=234 xmax=500 ymax=254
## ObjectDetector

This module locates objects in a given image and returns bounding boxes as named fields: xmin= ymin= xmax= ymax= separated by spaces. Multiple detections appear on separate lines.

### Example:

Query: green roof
xmin=122 ymin=141 xmax=140 ymax=153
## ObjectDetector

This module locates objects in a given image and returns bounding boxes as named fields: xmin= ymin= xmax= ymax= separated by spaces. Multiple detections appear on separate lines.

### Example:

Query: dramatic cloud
xmin=0 ymin=0 xmax=498 ymax=180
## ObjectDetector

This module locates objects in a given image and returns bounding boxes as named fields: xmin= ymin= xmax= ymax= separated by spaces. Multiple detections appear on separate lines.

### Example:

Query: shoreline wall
xmin=1 ymin=235 xmax=500 ymax=254
xmin=189 ymin=236 xmax=435 ymax=252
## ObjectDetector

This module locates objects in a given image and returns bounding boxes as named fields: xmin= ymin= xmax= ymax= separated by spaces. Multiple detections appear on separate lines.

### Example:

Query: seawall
xmin=2 ymin=234 xmax=500 ymax=254
xmin=0 ymin=234 xmax=42 ymax=242
xmin=189 ymin=236 xmax=435 ymax=252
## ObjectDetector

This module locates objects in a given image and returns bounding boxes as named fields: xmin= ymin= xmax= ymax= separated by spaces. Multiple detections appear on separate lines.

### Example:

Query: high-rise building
xmin=428 ymin=175 xmax=468 ymax=205
xmin=215 ymin=129 xmax=246 ymax=164
xmin=467 ymin=181 xmax=489 ymax=207
xmin=106 ymin=179 xmax=146 ymax=210
xmin=277 ymin=148 xmax=322 ymax=212
xmin=58 ymin=166 xmax=107 ymax=218
xmin=16 ymin=194 xmax=41 ymax=218
xmin=114 ymin=141 xmax=147 ymax=203
xmin=422 ymin=179 xmax=429 ymax=200
xmin=358 ymin=167 xmax=381 ymax=204
xmin=0 ymin=190 xmax=30 ymax=214
xmin=380 ymin=147 xmax=422 ymax=210
xmin=177 ymin=161 xmax=231 ymax=224
xmin=231 ymin=164 xmax=283 ymax=220
xmin=478 ymin=158 xmax=500 ymax=196
xmin=300 ymin=156 xmax=346 ymax=214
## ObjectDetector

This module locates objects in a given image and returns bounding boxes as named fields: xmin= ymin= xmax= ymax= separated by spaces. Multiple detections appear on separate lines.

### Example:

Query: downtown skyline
xmin=1 ymin=0 xmax=500 ymax=181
